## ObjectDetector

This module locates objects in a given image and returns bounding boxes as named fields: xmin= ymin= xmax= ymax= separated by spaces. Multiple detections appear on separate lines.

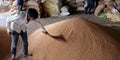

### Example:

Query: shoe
xmin=11 ymin=54 xmax=15 ymax=60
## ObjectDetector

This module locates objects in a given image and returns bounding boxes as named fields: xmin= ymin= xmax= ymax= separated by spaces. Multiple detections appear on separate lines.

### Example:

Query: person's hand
xmin=7 ymin=32 xmax=11 ymax=36
xmin=42 ymin=31 xmax=48 ymax=34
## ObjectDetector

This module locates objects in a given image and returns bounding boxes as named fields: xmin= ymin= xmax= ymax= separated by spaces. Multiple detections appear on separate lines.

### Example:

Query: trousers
xmin=11 ymin=30 xmax=28 ymax=56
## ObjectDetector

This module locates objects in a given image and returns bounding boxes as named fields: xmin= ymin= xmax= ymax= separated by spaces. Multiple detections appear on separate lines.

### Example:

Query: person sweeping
xmin=6 ymin=8 xmax=48 ymax=60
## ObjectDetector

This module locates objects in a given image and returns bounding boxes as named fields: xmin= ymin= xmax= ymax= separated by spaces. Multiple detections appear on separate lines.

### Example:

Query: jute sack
xmin=94 ymin=4 xmax=105 ymax=16
xmin=27 ymin=0 xmax=40 ymax=15
xmin=116 ymin=0 xmax=120 ymax=11
xmin=43 ymin=0 xmax=58 ymax=15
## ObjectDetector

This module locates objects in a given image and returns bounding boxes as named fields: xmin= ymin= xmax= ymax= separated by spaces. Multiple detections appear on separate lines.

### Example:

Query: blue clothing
xmin=11 ymin=30 xmax=28 ymax=55
xmin=17 ymin=0 xmax=24 ymax=13
xmin=85 ymin=0 xmax=95 ymax=14
xmin=18 ymin=5 xmax=23 ymax=12
xmin=86 ymin=0 xmax=95 ymax=6
xmin=17 ymin=0 xmax=24 ymax=6
xmin=17 ymin=0 xmax=27 ymax=12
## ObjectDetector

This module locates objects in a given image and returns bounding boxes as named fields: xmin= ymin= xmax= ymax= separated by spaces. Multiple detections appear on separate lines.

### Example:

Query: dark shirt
xmin=85 ymin=0 xmax=95 ymax=6
xmin=17 ymin=0 xmax=28 ymax=6
xmin=17 ymin=0 xmax=23 ymax=6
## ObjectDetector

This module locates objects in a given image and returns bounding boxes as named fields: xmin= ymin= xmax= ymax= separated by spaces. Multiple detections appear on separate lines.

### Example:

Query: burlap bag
xmin=94 ymin=4 xmax=105 ymax=16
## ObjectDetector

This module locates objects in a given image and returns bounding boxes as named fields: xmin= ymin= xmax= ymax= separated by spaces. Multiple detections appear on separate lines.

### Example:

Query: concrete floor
xmin=26 ymin=14 xmax=120 ymax=35
xmin=0 ymin=12 xmax=120 ymax=34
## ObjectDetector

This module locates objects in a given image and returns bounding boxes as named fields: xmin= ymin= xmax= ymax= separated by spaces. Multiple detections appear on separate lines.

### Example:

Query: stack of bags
xmin=94 ymin=0 xmax=120 ymax=21
xmin=26 ymin=0 xmax=40 ymax=15
xmin=9 ymin=0 xmax=40 ymax=16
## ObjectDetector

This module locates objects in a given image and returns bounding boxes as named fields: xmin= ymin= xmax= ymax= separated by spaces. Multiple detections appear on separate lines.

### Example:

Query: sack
xmin=27 ymin=0 xmax=40 ymax=14
xmin=94 ymin=4 xmax=105 ymax=16
xmin=106 ymin=13 xmax=120 ymax=22
xmin=116 ymin=0 xmax=120 ymax=11
xmin=43 ymin=0 xmax=59 ymax=16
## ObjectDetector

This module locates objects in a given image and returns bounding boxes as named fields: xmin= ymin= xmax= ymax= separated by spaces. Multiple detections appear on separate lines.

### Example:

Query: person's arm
xmin=41 ymin=23 xmax=49 ymax=34
xmin=6 ymin=18 xmax=12 ymax=35
xmin=6 ymin=14 xmax=21 ymax=35
xmin=39 ymin=22 xmax=46 ymax=31
xmin=39 ymin=22 xmax=48 ymax=34
xmin=35 ymin=20 xmax=48 ymax=34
